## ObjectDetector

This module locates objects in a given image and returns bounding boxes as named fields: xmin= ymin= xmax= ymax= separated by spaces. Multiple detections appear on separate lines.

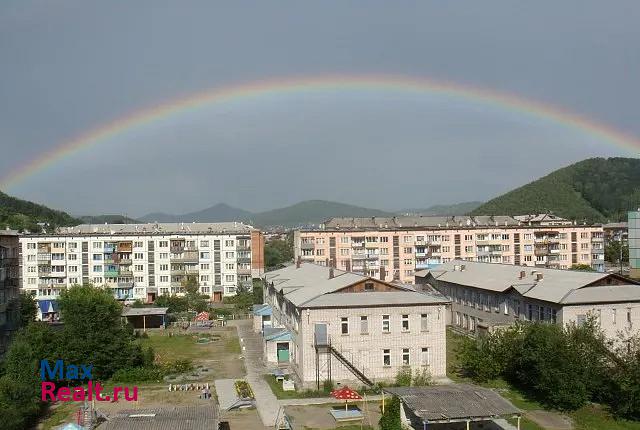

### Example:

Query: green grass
xmin=303 ymin=426 xmax=374 ymax=430
xmin=225 ymin=336 xmax=241 ymax=354
xmin=571 ymin=405 xmax=640 ymax=430
xmin=263 ymin=375 xmax=332 ymax=399
xmin=507 ymin=416 xmax=545 ymax=430
xmin=141 ymin=333 xmax=205 ymax=361
xmin=40 ymin=403 xmax=76 ymax=430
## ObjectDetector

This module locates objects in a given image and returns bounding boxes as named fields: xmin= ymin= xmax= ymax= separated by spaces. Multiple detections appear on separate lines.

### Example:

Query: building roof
xmin=513 ymin=213 xmax=572 ymax=225
xmin=603 ymin=222 xmax=628 ymax=229
xmin=263 ymin=327 xmax=292 ymax=341
xmin=50 ymin=222 xmax=255 ymax=236
xmin=421 ymin=260 xmax=640 ymax=305
xmin=122 ymin=307 xmax=169 ymax=317
xmin=384 ymin=384 xmax=520 ymax=423
xmin=97 ymin=406 xmax=217 ymax=430
xmin=317 ymin=215 xmax=522 ymax=231
xmin=0 ymin=229 xmax=19 ymax=236
xmin=561 ymin=285 xmax=640 ymax=304
xmin=265 ymin=263 xmax=448 ymax=308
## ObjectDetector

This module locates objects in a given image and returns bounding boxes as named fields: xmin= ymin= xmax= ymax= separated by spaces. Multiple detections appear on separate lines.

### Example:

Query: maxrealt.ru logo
xmin=40 ymin=360 xmax=138 ymax=402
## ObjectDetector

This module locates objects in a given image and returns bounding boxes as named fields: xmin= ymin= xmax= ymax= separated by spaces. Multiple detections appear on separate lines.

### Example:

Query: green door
xmin=277 ymin=343 xmax=290 ymax=362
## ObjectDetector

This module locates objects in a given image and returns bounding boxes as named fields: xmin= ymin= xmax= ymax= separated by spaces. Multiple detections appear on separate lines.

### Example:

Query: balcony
xmin=300 ymin=242 xmax=315 ymax=250
xmin=171 ymin=268 xmax=186 ymax=275
xmin=117 ymin=243 xmax=133 ymax=252
xmin=237 ymin=267 xmax=252 ymax=275
xmin=37 ymin=253 xmax=52 ymax=261
xmin=104 ymin=269 xmax=119 ymax=277
xmin=173 ymin=252 xmax=199 ymax=263
xmin=534 ymin=248 xmax=549 ymax=256
xmin=117 ymin=258 xmax=132 ymax=265
xmin=237 ymin=256 xmax=251 ymax=264
xmin=365 ymin=242 xmax=379 ymax=248
xmin=475 ymin=239 xmax=501 ymax=246
xmin=170 ymin=246 xmax=185 ymax=254
xmin=236 ymin=244 xmax=251 ymax=252
xmin=119 ymin=269 xmax=133 ymax=276
xmin=47 ymin=271 xmax=66 ymax=278
xmin=117 ymin=281 xmax=133 ymax=288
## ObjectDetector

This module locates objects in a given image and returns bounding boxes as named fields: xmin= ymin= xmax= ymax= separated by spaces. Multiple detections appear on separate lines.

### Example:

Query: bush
xmin=322 ymin=379 xmax=335 ymax=393
xmin=394 ymin=367 xmax=412 ymax=386
xmin=163 ymin=359 xmax=194 ymax=375
xmin=379 ymin=395 xmax=402 ymax=430
xmin=412 ymin=368 xmax=432 ymax=387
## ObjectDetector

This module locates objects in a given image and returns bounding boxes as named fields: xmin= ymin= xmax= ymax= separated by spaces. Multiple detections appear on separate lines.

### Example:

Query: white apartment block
xmin=417 ymin=260 xmax=640 ymax=340
xmin=19 ymin=222 xmax=264 ymax=305
xmin=294 ymin=215 xmax=606 ymax=284
xmin=257 ymin=262 xmax=449 ymax=389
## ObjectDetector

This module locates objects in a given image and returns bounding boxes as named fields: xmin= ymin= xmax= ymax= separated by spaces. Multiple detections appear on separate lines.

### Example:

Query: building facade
xmin=630 ymin=211 xmax=640 ymax=279
xmin=260 ymin=262 xmax=449 ymax=389
xmin=0 ymin=230 xmax=21 ymax=354
xmin=295 ymin=215 xmax=606 ymax=284
xmin=416 ymin=260 xmax=640 ymax=340
xmin=19 ymin=222 xmax=264 ymax=305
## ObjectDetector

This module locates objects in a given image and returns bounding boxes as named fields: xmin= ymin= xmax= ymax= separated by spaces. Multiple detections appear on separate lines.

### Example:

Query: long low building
xmin=294 ymin=214 xmax=606 ymax=285
xmin=416 ymin=260 xmax=640 ymax=339
xmin=260 ymin=261 xmax=449 ymax=389
xmin=19 ymin=222 xmax=264 ymax=305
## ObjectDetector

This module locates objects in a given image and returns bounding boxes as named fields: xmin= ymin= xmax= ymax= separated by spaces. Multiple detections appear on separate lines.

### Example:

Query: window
xmin=402 ymin=348 xmax=410 ymax=365
xmin=360 ymin=316 xmax=368 ymax=334
xmin=225 ymin=251 xmax=235 ymax=258
xmin=160 ymin=275 xmax=169 ymax=282
xmin=341 ymin=317 xmax=349 ymax=335
xmin=421 ymin=314 xmax=429 ymax=331
xmin=159 ymin=241 xmax=168 ymax=248
xmin=225 ymin=274 xmax=235 ymax=282
xmin=420 ymin=347 xmax=430 ymax=366
xmin=401 ymin=315 xmax=409 ymax=331
xmin=225 ymin=240 xmax=234 ymax=247
xmin=225 ymin=263 xmax=235 ymax=270
xmin=364 ymin=282 xmax=374 ymax=291
xmin=404 ymin=236 xmax=412 ymax=243
xmin=200 ymin=240 xmax=209 ymax=247
xmin=382 ymin=315 xmax=390 ymax=333
xmin=135 ymin=264 xmax=144 ymax=271
xmin=576 ymin=314 xmax=587 ymax=326
xmin=27 ymin=243 xmax=36 ymax=249
xmin=160 ymin=264 xmax=169 ymax=271
xmin=93 ymin=242 xmax=102 ymax=249
xmin=340 ymin=249 xmax=349 ymax=256
xmin=380 ymin=237 xmax=389 ymax=243
xmin=340 ymin=236 xmax=350 ymax=244
xmin=134 ymin=241 xmax=144 ymax=248
xmin=92 ymin=254 xmax=102 ymax=261
xmin=200 ymin=252 xmax=210 ymax=259
xmin=464 ymin=234 xmax=473 ymax=241
xmin=383 ymin=349 xmax=391 ymax=366
xmin=134 ymin=253 xmax=144 ymax=259
xmin=403 ymin=247 xmax=412 ymax=254
xmin=93 ymin=265 xmax=102 ymax=272
xmin=201 ymin=263 xmax=210 ymax=270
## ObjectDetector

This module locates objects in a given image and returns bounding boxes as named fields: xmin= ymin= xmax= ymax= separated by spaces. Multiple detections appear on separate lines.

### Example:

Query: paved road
xmin=230 ymin=320 xmax=281 ymax=428
xmin=214 ymin=379 xmax=239 ymax=410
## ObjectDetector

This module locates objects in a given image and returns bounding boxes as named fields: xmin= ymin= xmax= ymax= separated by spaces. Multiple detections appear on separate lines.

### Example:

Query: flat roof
xmin=122 ymin=307 xmax=169 ymax=317
xmin=33 ymin=222 xmax=256 ymax=237
xmin=384 ymin=384 xmax=520 ymax=423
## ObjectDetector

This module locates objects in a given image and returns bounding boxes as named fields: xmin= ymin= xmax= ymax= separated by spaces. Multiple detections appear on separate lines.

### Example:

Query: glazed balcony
xmin=300 ymin=242 xmax=315 ymax=250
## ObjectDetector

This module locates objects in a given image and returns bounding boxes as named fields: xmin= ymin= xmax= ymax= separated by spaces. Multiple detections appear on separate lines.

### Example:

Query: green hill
xmin=0 ymin=190 xmax=80 ymax=232
xmin=471 ymin=157 xmax=640 ymax=222
xmin=79 ymin=214 xmax=139 ymax=224
xmin=400 ymin=201 xmax=484 ymax=216
xmin=249 ymin=200 xmax=393 ymax=227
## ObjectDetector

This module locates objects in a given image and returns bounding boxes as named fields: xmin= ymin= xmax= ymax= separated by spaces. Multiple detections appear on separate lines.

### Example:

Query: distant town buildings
xmin=258 ymin=261 xmax=449 ymax=388
xmin=417 ymin=260 xmax=640 ymax=339
xmin=0 ymin=229 xmax=20 ymax=354
xmin=294 ymin=215 xmax=606 ymax=284
xmin=19 ymin=223 xmax=264 ymax=308
xmin=630 ymin=211 xmax=640 ymax=278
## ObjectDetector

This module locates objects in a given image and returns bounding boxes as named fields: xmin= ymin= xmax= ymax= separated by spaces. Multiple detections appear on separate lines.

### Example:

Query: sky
xmin=1 ymin=1 xmax=639 ymax=216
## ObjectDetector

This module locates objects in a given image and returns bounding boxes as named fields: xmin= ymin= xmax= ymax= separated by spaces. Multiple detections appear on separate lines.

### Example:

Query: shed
xmin=121 ymin=307 xmax=169 ymax=331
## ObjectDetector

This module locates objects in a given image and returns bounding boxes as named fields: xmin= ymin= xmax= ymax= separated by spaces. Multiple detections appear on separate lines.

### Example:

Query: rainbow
xmin=2 ymin=74 xmax=639 ymax=190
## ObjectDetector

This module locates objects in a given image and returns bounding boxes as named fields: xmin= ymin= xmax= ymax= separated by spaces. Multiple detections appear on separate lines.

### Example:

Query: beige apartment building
xmin=258 ymin=262 xmax=449 ymax=389
xmin=294 ymin=215 xmax=605 ymax=284
xmin=416 ymin=260 xmax=640 ymax=340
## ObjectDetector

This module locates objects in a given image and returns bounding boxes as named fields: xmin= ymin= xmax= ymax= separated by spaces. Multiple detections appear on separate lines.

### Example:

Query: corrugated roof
xmin=97 ymin=406 xmax=217 ymax=430
xmin=122 ymin=307 xmax=169 ymax=316
xmin=561 ymin=285 xmax=640 ymax=304
xmin=319 ymin=215 xmax=521 ymax=230
xmin=304 ymin=290 xmax=447 ymax=308
xmin=265 ymin=263 xmax=446 ymax=308
xmin=421 ymin=260 xmax=640 ymax=304
xmin=385 ymin=384 xmax=520 ymax=422
xmin=53 ymin=222 xmax=255 ymax=236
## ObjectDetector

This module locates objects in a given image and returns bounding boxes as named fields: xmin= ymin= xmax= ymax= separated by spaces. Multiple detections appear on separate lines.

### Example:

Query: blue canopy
xmin=38 ymin=299 xmax=59 ymax=314
xmin=252 ymin=304 xmax=272 ymax=316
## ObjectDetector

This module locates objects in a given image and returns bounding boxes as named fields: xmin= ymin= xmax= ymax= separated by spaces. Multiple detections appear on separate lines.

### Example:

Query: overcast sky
xmin=1 ymin=1 xmax=639 ymax=216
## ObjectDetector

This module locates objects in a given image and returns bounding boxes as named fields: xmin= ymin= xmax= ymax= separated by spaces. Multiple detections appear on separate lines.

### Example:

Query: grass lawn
xmin=263 ymin=375 xmax=332 ymax=399
xmin=571 ymin=405 xmax=640 ymax=430
xmin=507 ymin=416 xmax=545 ymax=430
xmin=40 ymin=402 xmax=77 ymax=430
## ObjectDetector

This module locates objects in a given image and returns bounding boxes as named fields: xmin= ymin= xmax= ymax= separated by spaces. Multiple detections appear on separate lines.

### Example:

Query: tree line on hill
xmin=457 ymin=319 xmax=640 ymax=419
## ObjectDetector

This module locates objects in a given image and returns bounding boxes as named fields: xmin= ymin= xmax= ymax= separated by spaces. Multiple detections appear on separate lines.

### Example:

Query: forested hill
xmin=0 ymin=190 xmax=80 ymax=232
xmin=471 ymin=157 xmax=640 ymax=222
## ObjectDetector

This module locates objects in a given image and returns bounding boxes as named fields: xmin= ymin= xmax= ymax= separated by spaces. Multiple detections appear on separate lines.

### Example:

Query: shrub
xmin=394 ymin=367 xmax=412 ymax=386
xmin=163 ymin=359 xmax=194 ymax=375
xmin=412 ymin=368 xmax=432 ymax=386
xmin=322 ymin=379 xmax=335 ymax=393
xmin=379 ymin=395 xmax=402 ymax=430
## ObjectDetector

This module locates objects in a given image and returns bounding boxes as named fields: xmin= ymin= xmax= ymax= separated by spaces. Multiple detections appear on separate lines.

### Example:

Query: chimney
xmin=345 ymin=260 xmax=351 ymax=272
xmin=296 ymin=256 xmax=301 ymax=269
xmin=536 ymin=273 xmax=544 ymax=281
xmin=453 ymin=264 xmax=460 ymax=272
xmin=329 ymin=267 xmax=335 ymax=279
xmin=460 ymin=264 xmax=466 ymax=271
xmin=519 ymin=270 xmax=526 ymax=279
xmin=380 ymin=266 xmax=386 ymax=281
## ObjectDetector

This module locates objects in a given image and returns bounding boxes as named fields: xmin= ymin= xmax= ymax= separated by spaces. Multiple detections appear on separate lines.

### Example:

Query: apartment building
xmin=294 ymin=215 xmax=606 ymax=284
xmin=0 ymin=230 xmax=20 ymax=354
xmin=630 ymin=211 xmax=640 ymax=278
xmin=19 ymin=222 xmax=264 ymax=306
xmin=416 ymin=260 xmax=640 ymax=340
xmin=260 ymin=261 xmax=449 ymax=389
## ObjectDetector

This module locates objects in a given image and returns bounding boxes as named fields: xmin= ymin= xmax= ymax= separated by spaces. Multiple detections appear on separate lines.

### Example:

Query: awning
xmin=38 ymin=300 xmax=58 ymax=314
xmin=252 ymin=304 xmax=272 ymax=316
xmin=263 ymin=327 xmax=292 ymax=342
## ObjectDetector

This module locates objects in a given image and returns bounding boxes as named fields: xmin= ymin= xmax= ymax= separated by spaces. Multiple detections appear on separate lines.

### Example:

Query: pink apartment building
xmin=294 ymin=215 xmax=606 ymax=284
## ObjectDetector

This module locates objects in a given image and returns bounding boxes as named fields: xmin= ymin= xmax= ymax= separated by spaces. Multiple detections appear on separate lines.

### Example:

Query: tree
xmin=252 ymin=279 xmax=264 ymax=305
xmin=18 ymin=293 xmax=37 ymax=328
xmin=226 ymin=283 xmax=254 ymax=313
xmin=570 ymin=264 xmax=595 ymax=272
xmin=56 ymin=285 xmax=145 ymax=381
xmin=605 ymin=240 xmax=629 ymax=264
xmin=379 ymin=395 xmax=402 ymax=430
xmin=264 ymin=235 xmax=294 ymax=269
xmin=183 ymin=276 xmax=209 ymax=312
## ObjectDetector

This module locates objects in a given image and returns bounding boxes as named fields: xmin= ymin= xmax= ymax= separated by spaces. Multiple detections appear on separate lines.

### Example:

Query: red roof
xmin=330 ymin=386 xmax=362 ymax=400
xmin=195 ymin=312 xmax=210 ymax=321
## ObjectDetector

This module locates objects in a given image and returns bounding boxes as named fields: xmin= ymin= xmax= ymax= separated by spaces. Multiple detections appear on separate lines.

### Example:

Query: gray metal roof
xmin=561 ymin=285 xmax=640 ymax=304
xmin=265 ymin=263 xmax=447 ymax=308
xmin=97 ymin=406 xmax=217 ymax=430
xmin=385 ymin=384 xmax=520 ymax=422
xmin=122 ymin=307 xmax=169 ymax=316
xmin=52 ymin=222 xmax=255 ymax=236
xmin=422 ymin=260 xmax=640 ymax=304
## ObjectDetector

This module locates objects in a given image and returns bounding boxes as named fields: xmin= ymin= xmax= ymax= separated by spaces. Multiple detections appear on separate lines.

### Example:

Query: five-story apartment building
xmin=295 ymin=215 xmax=605 ymax=284
xmin=19 ymin=222 xmax=264 ymax=304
